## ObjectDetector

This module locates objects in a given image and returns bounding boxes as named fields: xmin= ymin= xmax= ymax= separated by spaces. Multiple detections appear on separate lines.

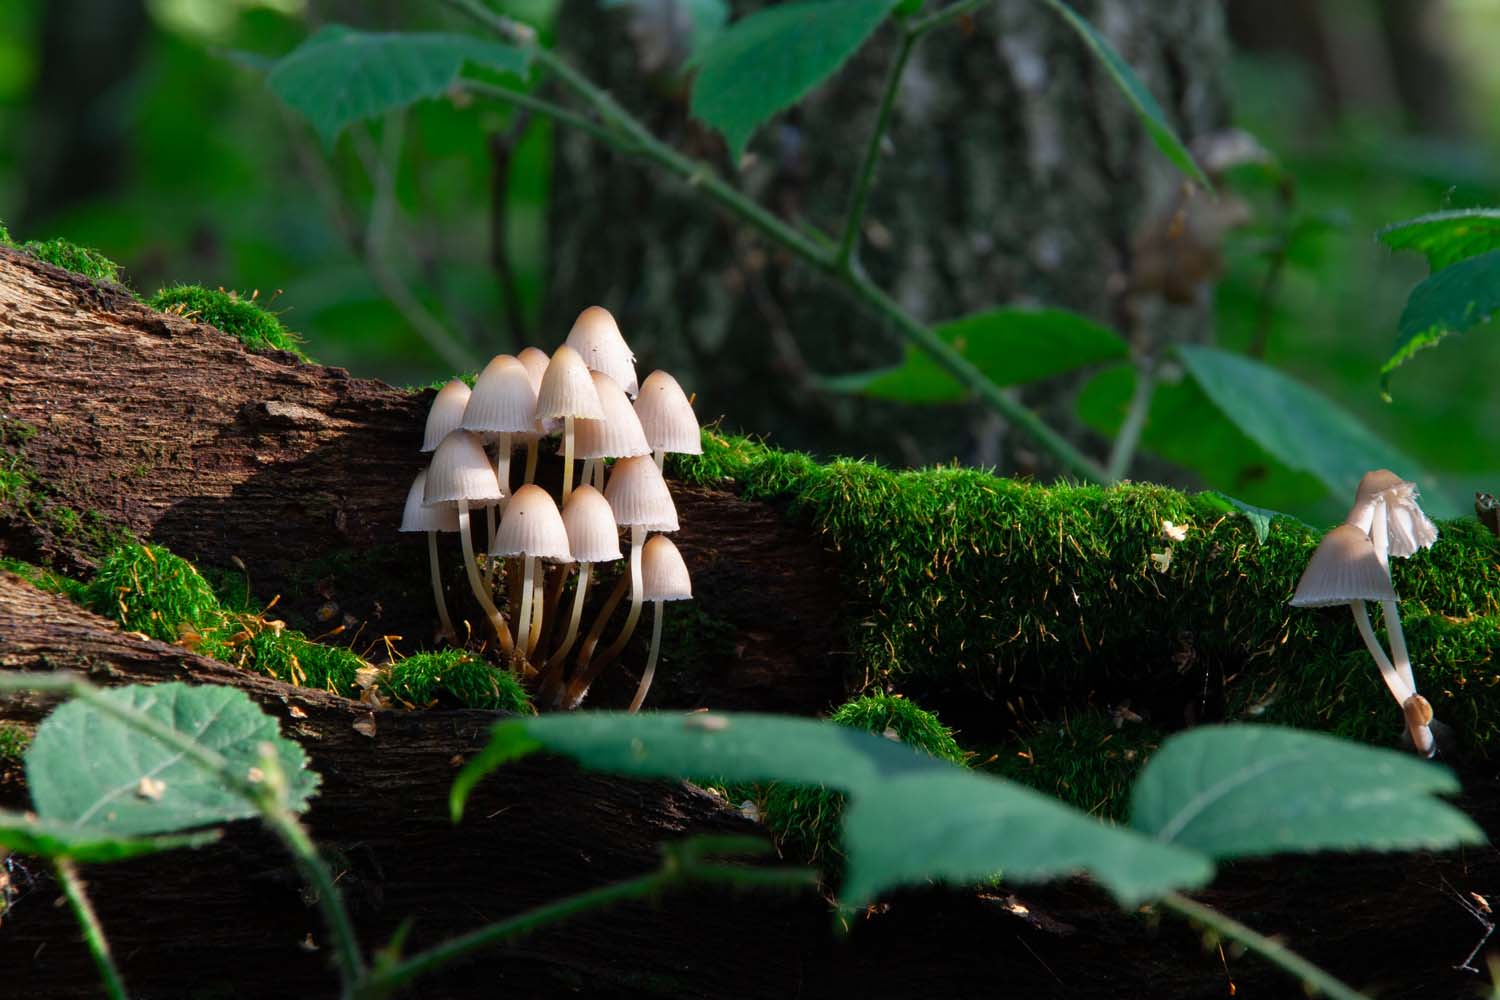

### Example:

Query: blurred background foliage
xmin=1 ymin=0 xmax=1497 ymax=521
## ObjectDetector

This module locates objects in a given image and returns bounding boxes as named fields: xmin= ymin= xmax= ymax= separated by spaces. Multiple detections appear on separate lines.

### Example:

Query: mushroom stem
xmin=594 ymin=460 xmax=606 ymax=490
xmin=516 ymin=555 xmax=536 ymax=658
xmin=568 ymin=526 xmax=646 ymax=707
xmin=545 ymin=563 xmax=591 ymax=674
xmin=526 ymin=563 xmax=548 ymax=659
xmin=524 ymin=437 xmax=539 ymax=485
xmin=495 ymin=432 xmax=513 ymax=506
xmin=485 ymin=507 xmax=498 ymax=558
xmin=1368 ymin=497 xmax=1417 ymax=694
xmin=534 ymin=563 xmax=569 ymax=660
xmin=560 ymin=569 xmax=632 ymax=707
xmin=427 ymin=530 xmax=455 ymax=642
xmin=627 ymin=600 xmax=665 ymax=713
xmin=1350 ymin=600 xmax=1411 ymax=705
xmin=457 ymin=499 xmax=512 ymax=653
xmin=562 ymin=416 xmax=576 ymax=503
xmin=653 ymin=447 xmax=664 ymax=471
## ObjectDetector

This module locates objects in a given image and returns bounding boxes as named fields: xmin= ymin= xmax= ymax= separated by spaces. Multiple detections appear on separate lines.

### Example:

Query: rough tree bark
xmin=542 ymin=0 xmax=1230 ymax=473
xmin=2 ymin=251 xmax=1498 ymax=999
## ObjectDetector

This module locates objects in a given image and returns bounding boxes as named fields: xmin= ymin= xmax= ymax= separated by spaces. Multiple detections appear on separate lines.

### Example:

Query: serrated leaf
xmin=1385 ymin=248 xmax=1500 ymax=389
xmin=1041 ymin=0 xmax=1210 ymax=189
xmin=690 ymin=0 xmax=899 ymax=160
xmin=841 ymin=771 xmax=1213 ymax=908
xmin=1130 ymin=725 xmax=1484 ymax=859
xmin=1176 ymin=344 xmax=1426 ymax=502
xmin=268 ymin=26 xmax=530 ymax=145
xmin=27 ymin=683 xmax=319 ymax=837
xmin=0 ymin=808 xmax=219 ymax=862
xmin=1378 ymin=209 xmax=1500 ymax=271
xmin=823 ymin=307 xmax=1126 ymax=404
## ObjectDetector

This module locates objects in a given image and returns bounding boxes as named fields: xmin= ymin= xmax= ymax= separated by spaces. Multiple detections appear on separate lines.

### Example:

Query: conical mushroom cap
xmin=1343 ymin=469 xmax=1438 ymax=558
xmin=423 ymin=431 xmax=503 ymax=506
xmin=565 ymin=306 xmax=638 ymax=397
xmin=604 ymin=454 xmax=679 ymax=531
xmin=516 ymin=346 xmax=560 ymax=436
xmin=491 ymin=484 xmax=571 ymax=561
xmin=1290 ymin=524 xmax=1398 ymax=607
xmin=575 ymin=371 xmax=651 ymax=460
xmin=462 ymin=355 xmax=537 ymax=437
xmin=634 ymin=370 xmax=702 ymax=455
xmin=641 ymin=534 xmax=692 ymax=601
xmin=535 ymin=345 xmax=605 ymax=421
xmin=561 ymin=485 xmax=622 ymax=563
xmin=400 ymin=470 xmax=459 ymax=532
xmin=421 ymin=379 xmax=472 ymax=453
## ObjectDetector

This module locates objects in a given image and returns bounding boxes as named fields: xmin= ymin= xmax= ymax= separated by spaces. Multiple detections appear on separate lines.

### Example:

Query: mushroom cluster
xmin=401 ymin=307 xmax=700 ymax=712
xmin=1291 ymin=470 xmax=1440 ymax=755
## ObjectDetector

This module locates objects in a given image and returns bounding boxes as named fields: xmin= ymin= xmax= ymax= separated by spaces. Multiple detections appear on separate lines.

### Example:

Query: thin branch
xmin=1104 ymin=357 xmax=1156 ymax=480
xmin=463 ymin=79 xmax=630 ymax=150
xmin=835 ymin=28 xmax=915 ymax=271
xmin=55 ymin=860 xmax=128 ymax=1000
xmin=908 ymin=0 xmax=993 ymax=37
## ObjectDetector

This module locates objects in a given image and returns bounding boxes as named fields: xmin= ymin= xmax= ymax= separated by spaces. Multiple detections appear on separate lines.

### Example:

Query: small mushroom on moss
xmin=535 ymin=345 xmax=603 ymax=504
xmin=565 ymin=305 xmax=638 ymax=397
xmin=628 ymin=534 xmax=692 ymax=713
xmin=633 ymin=369 xmax=701 ymax=470
xmin=421 ymin=379 xmax=473 ymax=453
xmin=575 ymin=370 xmax=651 ymax=490
xmin=424 ymin=430 xmax=510 ymax=652
xmin=399 ymin=469 xmax=459 ymax=642
xmin=538 ymin=484 xmax=622 ymax=701
xmin=463 ymin=354 xmax=537 ymax=551
xmin=516 ymin=346 xmax=554 ymax=483
xmin=491 ymin=484 xmax=571 ymax=666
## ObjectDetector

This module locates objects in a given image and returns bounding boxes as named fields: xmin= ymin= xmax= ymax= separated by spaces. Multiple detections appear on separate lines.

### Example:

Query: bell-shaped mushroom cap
xmin=400 ymin=470 xmax=459 ymax=533
xmin=535 ymin=345 xmax=605 ymax=421
xmin=1289 ymin=524 xmax=1398 ymax=607
xmin=641 ymin=534 xmax=692 ymax=601
xmin=491 ymin=484 xmax=571 ymax=561
xmin=516 ymin=347 xmax=561 ymax=436
xmin=561 ymin=484 xmax=622 ymax=562
xmin=565 ymin=306 xmax=638 ymax=397
xmin=1344 ymin=469 xmax=1439 ymax=557
xmin=575 ymin=371 xmax=651 ymax=460
xmin=421 ymin=379 xmax=472 ymax=453
xmin=462 ymin=355 xmax=537 ymax=437
xmin=423 ymin=431 xmax=503 ymax=506
xmin=603 ymin=455 xmax=679 ymax=531
xmin=634 ymin=370 xmax=702 ymax=455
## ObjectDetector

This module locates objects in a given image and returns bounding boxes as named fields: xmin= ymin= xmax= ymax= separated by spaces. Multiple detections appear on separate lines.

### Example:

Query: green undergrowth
xmin=0 ymin=418 xmax=131 ymax=557
xmin=756 ymin=692 xmax=966 ymax=865
xmin=408 ymin=373 xmax=478 ymax=392
xmin=149 ymin=284 xmax=309 ymax=359
xmin=676 ymin=432 xmax=1500 ymax=755
xmin=0 ymin=228 xmax=125 ymax=286
xmin=381 ymin=650 xmax=532 ymax=712
xmin=983 ymin=709 xmax=1164 ymax=821
xmin=0 ymin=556 xmax=86 ymax=603
xmin=0 ymin=724 xmax=30 ymax=763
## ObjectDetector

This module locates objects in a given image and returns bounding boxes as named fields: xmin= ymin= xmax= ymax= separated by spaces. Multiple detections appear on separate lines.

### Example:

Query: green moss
xmin=148 ymin=284 xmax=308 ymax=360
xmin=0 ymin=418 xmax=130 ymax=557
xmin=984 ymin=709 xmax=1163 ymax=820
xmin=759 ymin=693 xmax=966 ymax=864
xmin=83 ymin=543 xmax=221 ymax=643
xmin=17 ymin=237 xmax=123 ymax=284
xmin=383 ymin=650 xmax=532 ymax=711
xmin=0 ymin=556 xmax=87 ymax=603
xmin=244 ymin=631 xmax=363 ymax=697
xmin=407 ymin=373 xmax=479 ymax=392
xmin=0 ymin=724 xmax=31 ymax=763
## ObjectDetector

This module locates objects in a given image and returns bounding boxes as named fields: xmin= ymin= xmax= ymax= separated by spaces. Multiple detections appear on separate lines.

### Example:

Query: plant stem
xmin=260 ymin=808 xmax=367 ymax=985
xmin=835 ymin=28 xmax=915 ymax=271
xmin=1160 ymin=892 xmax=1370 ymax=1000
xmin=908 ymin=0 xmax=993 ymax=36
xmin=463 ymin=80 xmax=629 ymax=149
xmin=55 ymin=859 xmax=128 ymax=1000
xmin=1105 ymin=358 xmax=1156 ymax=481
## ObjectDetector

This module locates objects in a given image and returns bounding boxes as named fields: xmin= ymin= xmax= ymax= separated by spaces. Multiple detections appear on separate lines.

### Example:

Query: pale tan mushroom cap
xmin=491 ymin=484 xmax=571 ymax=561
xmin=462 ymin=355 xmax=537 ymax=437
xmin=1290 ymin=523 xmax=1398 ymax=606
xmin=604 ymin=454 xmax=679 ymax=531
xmin=1343 ymin=469 xmax=1438 ymax=558
xmin=516 ymin=346 xmax=559 ymax=436
xmin=634 ymin=370 xmax=702 ymax=455
xmin=565 ymin=305 xmax=638 ymax=397
xmin=421 ymin=379 xmax=472 ymax=453
xmin=400 ymin=470 xmax=459 ymax=533
xmin=423 ymin=431 xmax=503 ymax=506
xmin=641 ymin=534 xmax=692 ymax=601
xmin=575 ymin=371 xmax=651 ymax=460
xmin=535 ymin=345 xmax=605 ymax=421
xmin=561 ymin=485 xmax=622 ymax=562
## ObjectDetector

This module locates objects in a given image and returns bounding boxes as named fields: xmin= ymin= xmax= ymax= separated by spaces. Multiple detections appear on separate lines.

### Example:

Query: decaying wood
xmin=4 ymin=249 xmax=1500 ymax=998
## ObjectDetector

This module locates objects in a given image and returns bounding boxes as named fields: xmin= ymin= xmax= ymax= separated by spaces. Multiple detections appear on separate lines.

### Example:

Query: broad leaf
xmin=841 ymin=771 xmax=1212 ymax=908
xmin=1378 ymin=209 xmax=1500 ymax=271
xmin=690 ymin=0 xmax=900 ymax=160
xmin=0 ymin=809 xmax=218 ymax=862
xmin=27 ymin=683 xmax=319 ymax=837
xmin=823 ymin=307 xmax=1126 ymax=404
xmin=601 ymin=0 xmax=729 ymax=56
xmin=1130 ymin=725 xmax=1483 ymax=859
xmin=1176 ymin=344 xmax=1426 ymax=501
xmin=1041 ymin=0 xmax=1210 ymax=189
xmin=1385 ymin=249 xmax=1500 ymax=389
xmin=453 ymin=711 xmax=947 ymax=819
xmin=1200 ymin=492 xmax=1298 ymax=545
xmin=269 ymin=26 xmax=530 ymax=145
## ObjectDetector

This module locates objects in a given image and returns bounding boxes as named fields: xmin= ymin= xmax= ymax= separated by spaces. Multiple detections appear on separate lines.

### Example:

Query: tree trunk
xmin=543 ymin=0 xmax=1230 ymax=474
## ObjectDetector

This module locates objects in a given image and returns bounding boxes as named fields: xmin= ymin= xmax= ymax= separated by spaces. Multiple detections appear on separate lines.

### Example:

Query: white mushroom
xmin=399 ymin=469 xmax=459 ymax=642
xmin=535 ymin=345 xmax=604 ymax=504
xmin=424 ymin=430 xmax=509 ymax=652
xmin=491 ymin=484 xmax=571 ymax=664
xmin=628 ymin=534 xmax=693 ymax=713
xmin=633 ymin=369 xmax=701 ymax=470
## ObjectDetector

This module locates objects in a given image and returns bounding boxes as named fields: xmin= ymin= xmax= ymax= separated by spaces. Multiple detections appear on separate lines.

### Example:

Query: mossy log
xmin=5 ymin=247 xmax=1500 ymax=997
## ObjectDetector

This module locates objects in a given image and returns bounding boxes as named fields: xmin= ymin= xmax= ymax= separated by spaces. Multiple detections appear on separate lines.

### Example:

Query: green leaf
xmin=1200 ymin=492 xmax=1296 ymax=545
xmin=823 ymin=307 xmax=1127 ymax=404
xmin=1130 ymin=725 xmax=1484 ymax=859
xmin=1041 ymin=0 xmax=1210 ymax=189
xmin=1378 ymin=209 xmax=1500 ymax=271
xmin=1385 ymin=249 xmax=1500 ymax=389
xmin=841 ymin=772 xmax=1213 ymax=908
xmin=1176 ymin=344 xmax=1426 ymax=501
xmin=602 ymin=0 xmax=729 ymax=55
xmin=27 ymin=683 xmax=319 ymax=837
xmin=0 ymin=808 xmax=218 ymax=862
xmin=690 ymin=0 xmax=900 ymax=160
xmin=268 ymin=26 xmax=530 ymax=145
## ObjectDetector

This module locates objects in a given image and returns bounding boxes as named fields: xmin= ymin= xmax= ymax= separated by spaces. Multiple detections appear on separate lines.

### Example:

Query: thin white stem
xmin=549 ymin=562 xmax=591 ymax=670
xmin=528 ymin=563 xmax=545 ymax=658
xmin=517 ymin=555 xmax=536 ymax=657
xmin=653 ymin=447 xmax=665 ymax=471
xmin=524 ymin=438 xmax=539 ymax=485
xmin=562 ymin=417 xmax=576 ymax=503
xmin=628 ymin=601 xmax=664 ymax=713
xmin=496 ymin=432 xmax=513 ymax=507
xmin=594 ymin=459 xmax=606 ymax=490
xmin=1369 ymin=499 xmax=1417 ymax=696
xmin=580 ymin=458 xmax=596 ymax=493
xmin=1350 ymin=601 xmax=1410 ymax=705
xmin=486 ymin=506 xmax=498 ymax=558
xmin=428 ymin=531 xmax=455 ymax=641
xmin=607 ymin=525 xmax=646 ymax=664
xmin=459 ymin=499 xmax=512 ymax=653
